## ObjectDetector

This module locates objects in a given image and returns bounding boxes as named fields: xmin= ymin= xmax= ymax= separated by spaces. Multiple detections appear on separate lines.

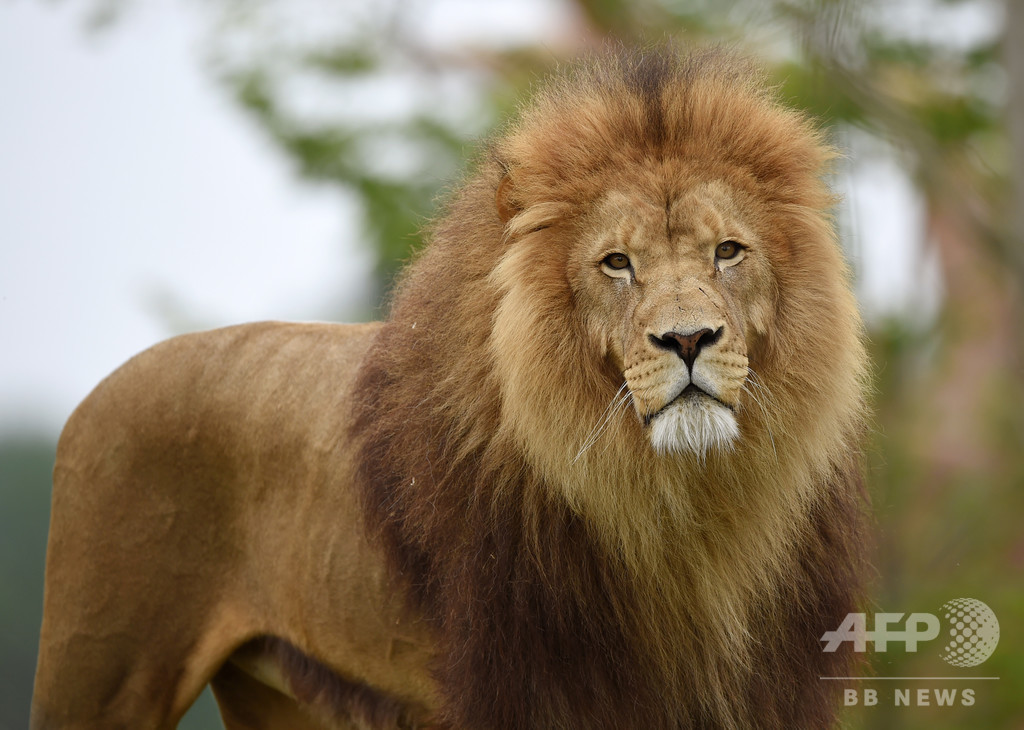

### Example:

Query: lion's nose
xmin=650 ymin=327 xmax=723 ymax=371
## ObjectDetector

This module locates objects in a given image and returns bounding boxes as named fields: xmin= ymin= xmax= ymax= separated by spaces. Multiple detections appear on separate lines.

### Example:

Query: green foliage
xmin=0 ymin=437 xmax=54 ymax=729
xmin=219 ymin=54 xmax=483 ymax=309
xmin=773 ymin=60 xmax=870 ymax=127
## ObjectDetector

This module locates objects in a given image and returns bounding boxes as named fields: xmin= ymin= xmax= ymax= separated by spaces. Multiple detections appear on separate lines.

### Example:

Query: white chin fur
xmin=649 ymin=397 xmax=739 ymax=457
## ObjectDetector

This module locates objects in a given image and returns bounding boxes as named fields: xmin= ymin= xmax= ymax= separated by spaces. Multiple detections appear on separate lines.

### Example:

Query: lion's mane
xmin=353 ymin=49 xmax=869 ymax=730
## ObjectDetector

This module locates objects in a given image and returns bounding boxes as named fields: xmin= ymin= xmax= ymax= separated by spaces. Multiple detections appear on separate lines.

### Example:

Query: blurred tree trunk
xmin=916 ymin=164 xmax=1016 ymax=480
xmin=912 ymin=0 xmax=1024 ymax=485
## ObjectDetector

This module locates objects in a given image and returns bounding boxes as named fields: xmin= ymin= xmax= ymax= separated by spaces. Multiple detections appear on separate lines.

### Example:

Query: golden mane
xmin=352 ymin=48 xmax=870 ymax=729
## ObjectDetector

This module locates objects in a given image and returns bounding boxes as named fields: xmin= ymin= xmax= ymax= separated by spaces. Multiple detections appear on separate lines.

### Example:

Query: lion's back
xmin=55 ymin=320 xmax=381 ymax=491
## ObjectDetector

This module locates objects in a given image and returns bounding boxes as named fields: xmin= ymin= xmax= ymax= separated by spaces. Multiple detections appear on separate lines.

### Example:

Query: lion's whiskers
xmin=573 ymin=381 xmax=632 ymax=464
xmin=742 ymin=369 xmax=778 ymax=463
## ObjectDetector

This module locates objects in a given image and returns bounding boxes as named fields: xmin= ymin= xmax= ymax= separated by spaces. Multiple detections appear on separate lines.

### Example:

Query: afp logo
xmin=821 ymin=598 xmax=1000 ymax=667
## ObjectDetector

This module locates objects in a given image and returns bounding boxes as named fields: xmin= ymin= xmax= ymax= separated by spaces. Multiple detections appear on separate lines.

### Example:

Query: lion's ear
xmin=495 ymin=174 xmax=520 ymax=226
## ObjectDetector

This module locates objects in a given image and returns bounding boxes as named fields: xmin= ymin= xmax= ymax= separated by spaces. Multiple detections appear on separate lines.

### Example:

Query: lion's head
xmin=355 ymin=48 xmax=869 ymax=730
xmin=570 ymin=183 xmax=768 ymax=456
xmin=497 ymin=176 xmax=777 ymax=460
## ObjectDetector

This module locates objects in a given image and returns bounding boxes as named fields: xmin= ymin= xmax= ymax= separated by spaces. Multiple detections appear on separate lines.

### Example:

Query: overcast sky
xmin=0 ymin=0 xmax=938 ymax=439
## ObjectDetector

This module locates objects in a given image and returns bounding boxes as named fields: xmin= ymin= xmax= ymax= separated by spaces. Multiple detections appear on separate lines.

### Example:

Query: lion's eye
xmin=602 ymin=253 xmax=631 ymax=270
xmin=715 ymin=241 xmax=742 ymax=260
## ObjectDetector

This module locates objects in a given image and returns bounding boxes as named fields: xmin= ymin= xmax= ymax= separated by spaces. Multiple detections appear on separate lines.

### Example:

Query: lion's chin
xmin=648 ymin=395 xmax=739 ymax=457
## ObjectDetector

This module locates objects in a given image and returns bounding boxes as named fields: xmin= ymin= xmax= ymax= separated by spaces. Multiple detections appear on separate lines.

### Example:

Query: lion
xmin=32 ymin=49 xmax=870 ymax=730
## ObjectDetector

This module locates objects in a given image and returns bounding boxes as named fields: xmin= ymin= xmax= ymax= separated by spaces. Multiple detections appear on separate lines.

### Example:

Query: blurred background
xmin=1 ymin=0 xmax=1021 ymax=727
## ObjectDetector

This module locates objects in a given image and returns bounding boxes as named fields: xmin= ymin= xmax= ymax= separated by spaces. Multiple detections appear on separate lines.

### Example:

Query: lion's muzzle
xmin=626 ymin=321 xmax=747 ymax=457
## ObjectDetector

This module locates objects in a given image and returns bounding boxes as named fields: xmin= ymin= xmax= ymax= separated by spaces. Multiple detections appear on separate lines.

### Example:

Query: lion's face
xmin=570 ymin=177 xmax=777 ymax=457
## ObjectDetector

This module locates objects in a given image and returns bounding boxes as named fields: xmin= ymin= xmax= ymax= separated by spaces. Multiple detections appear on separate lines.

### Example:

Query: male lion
xmin=33 ymin=49 xmax=870 ymax=730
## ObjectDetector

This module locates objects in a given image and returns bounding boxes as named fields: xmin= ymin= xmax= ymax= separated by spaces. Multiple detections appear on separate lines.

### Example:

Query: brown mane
xmin=352 ymin=48 xmax=870 ymax=730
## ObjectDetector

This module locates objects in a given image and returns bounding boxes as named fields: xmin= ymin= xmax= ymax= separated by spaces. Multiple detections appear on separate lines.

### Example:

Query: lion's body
xmin=34 ymin=50 xmax=870 ymax=730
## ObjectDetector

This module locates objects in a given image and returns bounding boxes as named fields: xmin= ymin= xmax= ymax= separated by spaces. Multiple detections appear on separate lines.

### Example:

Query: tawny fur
xmin=33 ymin=48 xmax=870 ymax=730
